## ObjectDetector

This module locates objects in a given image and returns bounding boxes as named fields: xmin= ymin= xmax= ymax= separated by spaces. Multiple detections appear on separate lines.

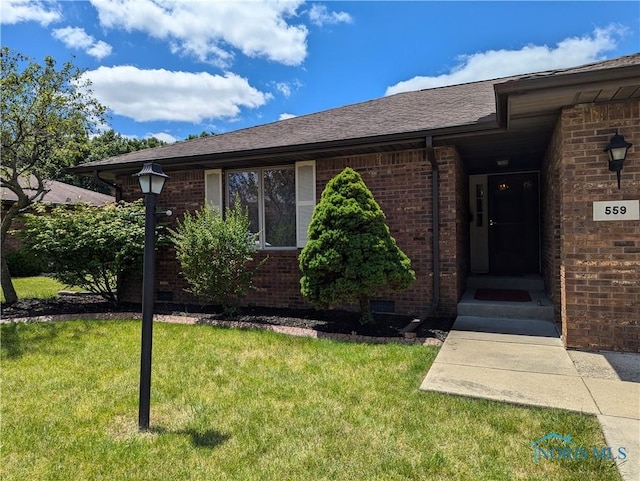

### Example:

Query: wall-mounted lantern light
xmin=604 ymin=132 xmax=632 ymax=189
xmin=132 ymin=162 xmax=168 ymax=431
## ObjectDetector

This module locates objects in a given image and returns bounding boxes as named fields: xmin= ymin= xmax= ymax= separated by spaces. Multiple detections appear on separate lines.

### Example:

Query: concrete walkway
xmin=420 ymin=315 xmax=640 ymax=481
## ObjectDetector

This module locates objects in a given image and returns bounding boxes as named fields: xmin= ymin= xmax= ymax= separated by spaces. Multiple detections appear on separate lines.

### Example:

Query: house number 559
xmin=593 ymin=200 xmax=640 ymax=221
xmin=604 ymin=206 xmax=627 ymax=215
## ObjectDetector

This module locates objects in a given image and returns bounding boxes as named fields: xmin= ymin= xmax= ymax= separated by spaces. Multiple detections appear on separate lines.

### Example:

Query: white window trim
xmin=204 ymin=169 xmax=223 ymax=212
xmin=295 ymin=160 xmax=316 ymax=248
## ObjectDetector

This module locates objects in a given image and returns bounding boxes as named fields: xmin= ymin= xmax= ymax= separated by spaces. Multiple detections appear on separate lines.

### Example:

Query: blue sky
xmin=3 ymin=1 xmax=639 ymax=143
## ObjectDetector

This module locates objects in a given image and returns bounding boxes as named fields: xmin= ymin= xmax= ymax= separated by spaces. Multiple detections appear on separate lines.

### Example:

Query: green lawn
xmin=1 ymin=320 xmax=620 ymax=481
xmin=0 ymin=276 xmax=80 ymax=302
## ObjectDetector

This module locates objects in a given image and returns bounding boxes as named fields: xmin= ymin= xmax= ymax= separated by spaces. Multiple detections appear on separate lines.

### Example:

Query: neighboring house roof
xmin=73 ymin=53 xmax=640 ymax=175
xmin=1 ymin=176 xmax=115 ymax=206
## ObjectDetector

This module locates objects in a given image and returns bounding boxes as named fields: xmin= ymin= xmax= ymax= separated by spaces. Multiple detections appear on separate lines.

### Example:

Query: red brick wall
xmin=118 ymin=171 xmax=205 ymax=306
xmin=118 ymin=147 xmax=463 ymax=318
xmin=556 ymin=99 xmax=639 ymax=352
xmin=437 ymin=147 xmax=469 ymax=314
xmin=541 ymin=119 xmax=563 ymax=321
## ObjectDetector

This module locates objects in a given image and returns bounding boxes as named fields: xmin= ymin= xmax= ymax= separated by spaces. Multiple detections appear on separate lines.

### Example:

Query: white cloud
xmin=1 ymin=0 xmax=61 ymax=25
xmin=52 ymin=26 xmax=113 ymax=60
xmin=385 ymin=25 xmax=626 ymax=96
xmin=53 ymin=26 xmax=93 ymax=48
xmin=278 ymin=113 xmax=297 ymax=120
xmin=274 ymin=79 xmax=302 ymax=98
xmin=82 ymin=65 xmax=271 ymax=123
xmin=308 ymin=4 xmax=353 ymax=26
xmin=89 ymin=0 xmax=308 ymax=67
xmin=86 ymin=41 xmax=112 ymax=60
xmin=115 ymin=131 xmax=177 ymax=143
xmin=276 ymin=82 xmax=293 ymax=98
xmin=147 ymin=132 xmax=178 ymax=144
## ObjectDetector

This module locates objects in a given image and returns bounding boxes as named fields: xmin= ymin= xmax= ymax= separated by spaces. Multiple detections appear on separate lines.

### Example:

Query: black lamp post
xmin=133 ymin=162 xmax=168 ymax=431
xmin=604 ymin=132 xmax=632 ymax=189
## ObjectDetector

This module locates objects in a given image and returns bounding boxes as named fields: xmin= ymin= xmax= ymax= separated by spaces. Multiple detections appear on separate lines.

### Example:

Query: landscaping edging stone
xmin=1 ymin=312 xmax=443 ymax=347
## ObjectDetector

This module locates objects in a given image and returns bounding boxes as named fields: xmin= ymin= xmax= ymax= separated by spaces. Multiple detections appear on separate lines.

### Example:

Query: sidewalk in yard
xmin=420 ymin=315 xmax=640 ymax=481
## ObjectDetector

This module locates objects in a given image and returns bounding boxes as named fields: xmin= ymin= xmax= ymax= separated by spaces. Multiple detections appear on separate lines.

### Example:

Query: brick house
xmin=74 ymin=54 xmax=640 ymax=352
xmin=1 ymin=178 xmax=115 ymax=253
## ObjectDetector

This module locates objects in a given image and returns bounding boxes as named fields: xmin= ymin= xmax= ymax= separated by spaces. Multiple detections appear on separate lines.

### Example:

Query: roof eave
xmin=72 ymin=120 xmax=499 ymax=176
xmin=495 ymin=63 xmax=640 ymax=94
xmin=494 ymin=63 xmax=640 ymax=125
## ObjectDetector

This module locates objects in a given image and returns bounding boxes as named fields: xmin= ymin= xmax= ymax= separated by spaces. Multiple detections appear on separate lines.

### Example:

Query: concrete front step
xmin=457 ymin=288 xmax=554 ymax=321
xmin=466 ymin=275 xmax=545 ymax=291
xmin=451 ymin=315 xmax=561 ymax=339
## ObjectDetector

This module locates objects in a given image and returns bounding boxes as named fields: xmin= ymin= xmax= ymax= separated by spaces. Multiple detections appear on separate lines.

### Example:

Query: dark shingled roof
xmin=1 ymin=177 xmax=115 ymax=206
xmin=77 ymin=53 xmax=640 ymax=171
xmin=79 ymin=78 xmax=500 ymax=169
xmin=509 ymin=51 xmax=640 ymax=80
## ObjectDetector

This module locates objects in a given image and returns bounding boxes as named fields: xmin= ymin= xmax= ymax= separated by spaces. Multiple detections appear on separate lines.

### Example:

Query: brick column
xmin=557 ymin=99 xmax=639 ymax=352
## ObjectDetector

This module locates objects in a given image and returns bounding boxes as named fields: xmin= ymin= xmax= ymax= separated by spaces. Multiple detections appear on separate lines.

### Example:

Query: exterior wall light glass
xmin=132 ymin=162 xmax=168 ymax=431
xmin=135 ymin=162 xmax=169 ymax=194
xmin=604 ymin=132 xmax=632 ymax=189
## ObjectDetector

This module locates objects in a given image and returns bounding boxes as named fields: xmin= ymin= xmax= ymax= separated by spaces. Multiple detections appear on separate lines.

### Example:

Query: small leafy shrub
xmin=299 ymin=167 xmax=415 ymax=324
xmin=169 ymin=200 xmax=266 ymax=314
xmin=5 ymin=249 xmax=46 ymax=277
xmin=21 ymin=201 xmax=147 ymax=305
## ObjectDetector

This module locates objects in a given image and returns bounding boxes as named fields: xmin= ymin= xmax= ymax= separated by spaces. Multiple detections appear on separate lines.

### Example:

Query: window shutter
xmin=295 ymin=161 xmax=316 ymax=248
xmin=204 ymin=169 xmax=222 ymax=211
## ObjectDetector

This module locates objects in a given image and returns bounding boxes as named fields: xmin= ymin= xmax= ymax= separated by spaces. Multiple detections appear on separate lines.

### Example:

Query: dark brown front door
xmin=488 ymin=173 xmax=540 ymax=274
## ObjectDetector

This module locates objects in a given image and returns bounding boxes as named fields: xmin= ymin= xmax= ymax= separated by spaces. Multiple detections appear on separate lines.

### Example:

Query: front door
xmin=488 ymin=173 xmax=540 ymax=274
xmin=470 ymin=172 xmax=540 ymax=274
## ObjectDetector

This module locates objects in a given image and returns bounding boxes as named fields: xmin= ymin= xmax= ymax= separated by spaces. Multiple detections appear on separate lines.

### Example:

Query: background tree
xmin=299 ymin=167 xmax=415 ymax=323
xmin=185 ymin=130 xmax=215 ymax=140
xmin=64 ymin=130 xmax=168 ymax=192
xmin=84 ymin=130 xmax=167 ymax=164
xmin=169 ymin=200 xmax=266 ymax=314
xmin=1 ymin=47 xmax=106 ymax=303
xmin=21 ymin=201 xmax=147 ymax=305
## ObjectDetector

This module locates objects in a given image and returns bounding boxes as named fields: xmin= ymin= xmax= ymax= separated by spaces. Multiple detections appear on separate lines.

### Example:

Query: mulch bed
xmin=1 ymin=293 xmax=452 ymax=342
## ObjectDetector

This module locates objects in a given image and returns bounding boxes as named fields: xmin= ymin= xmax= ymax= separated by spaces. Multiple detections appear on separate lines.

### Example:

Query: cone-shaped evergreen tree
xmin=299 ymin=167 xmax=415 ymax=323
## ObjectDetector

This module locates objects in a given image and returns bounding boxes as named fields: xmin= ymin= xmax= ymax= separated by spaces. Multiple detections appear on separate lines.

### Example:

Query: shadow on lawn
xmin=1 ymin=323 xmax=23 ymax=358
xmin=188 ymin=429 xmax=231 ymax=449
xmin=0 ymin=321 xmax=100 ymax=359
xmin=151 ymin=426 xmax=231 ymax=449
xmin=1 ymin=322 xmax=63 ymax=359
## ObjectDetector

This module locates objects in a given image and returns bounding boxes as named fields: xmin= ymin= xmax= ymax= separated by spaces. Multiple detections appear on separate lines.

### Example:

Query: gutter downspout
xmin=94 ymin=170 xmax=122 ymax=202
xmin=402 ymin=136 xmax=440 ymax=337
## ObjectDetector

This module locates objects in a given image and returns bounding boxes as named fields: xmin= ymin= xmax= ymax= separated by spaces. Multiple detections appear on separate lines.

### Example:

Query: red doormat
xmin=474 ymin=288 xmax=532 ymax=302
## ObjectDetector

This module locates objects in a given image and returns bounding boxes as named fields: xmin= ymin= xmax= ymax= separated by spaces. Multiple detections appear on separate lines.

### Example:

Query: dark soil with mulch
xmin=1 ymin=293 xmax=453 ymax=342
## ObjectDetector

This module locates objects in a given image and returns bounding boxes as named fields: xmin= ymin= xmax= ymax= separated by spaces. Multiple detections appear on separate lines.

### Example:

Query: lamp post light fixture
xmin=133 ymin=162 xmax=168 ymax=431
xmin=604 ymin=132 xmax=632 ymax=190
